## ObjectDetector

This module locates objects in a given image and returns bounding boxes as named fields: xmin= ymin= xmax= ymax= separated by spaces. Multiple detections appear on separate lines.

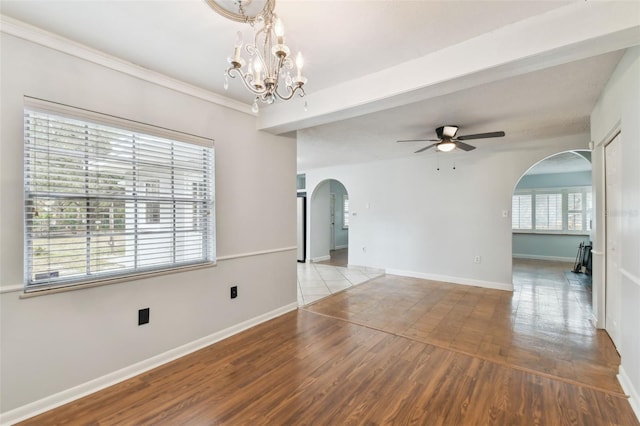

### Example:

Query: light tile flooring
xmin=297 ymin=262 xmax=385 ymax=306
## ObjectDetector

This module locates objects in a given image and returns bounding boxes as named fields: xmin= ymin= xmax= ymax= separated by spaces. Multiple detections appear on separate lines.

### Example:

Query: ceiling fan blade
xmin=415 ymin=143 xmax=438 ymax=153
xmin=455 ymin=141 xmax=476 ymax=151
xmin=457 ymin=131 xmax=505 ymax=140
xmin=397 ymin=139 xmax=440 ymax=143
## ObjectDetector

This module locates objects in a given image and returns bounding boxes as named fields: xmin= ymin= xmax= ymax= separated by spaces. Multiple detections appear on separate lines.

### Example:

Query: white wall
xmin=301 ymin=135 xmax=588 ymax=290
xmin=0 ymin=33 xmax=297 ymax=417
xmin=591 ymin=46 xmax=640 ymax=417
xmin=309 ymin=180 xmax=331 ymax=261
xmin=330 ymin=180 xmax=349 ymax=249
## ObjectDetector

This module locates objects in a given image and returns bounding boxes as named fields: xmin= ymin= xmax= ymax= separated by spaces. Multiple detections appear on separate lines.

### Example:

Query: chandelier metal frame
xmin=206 ymin=0 xmax=307 ymax=110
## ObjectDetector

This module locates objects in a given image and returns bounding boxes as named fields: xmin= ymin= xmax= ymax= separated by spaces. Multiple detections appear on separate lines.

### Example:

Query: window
xmin=535 ymin=193 xmax=562 ymax=231
xmin=342 ymin=195 xmax=350 ymax=228
xmin=24 ymin=100 xmax=215 ymax=292
xmin=511 ymin=194 xmax=532 ymax=230
xmin=296 ymin=173 xmax=306 ymax=191
xmin=512 ymin=187 xmax=591 ymax=233
xmin=145 ymin=180 xmax=160 ymax=224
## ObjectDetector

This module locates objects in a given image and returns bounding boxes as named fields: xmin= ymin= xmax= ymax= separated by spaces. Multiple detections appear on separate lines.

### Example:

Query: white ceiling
xmin=525 ymin=151 xmax=592 ymax=176
xmin=1 ymin=1 xmax=638 ymax=170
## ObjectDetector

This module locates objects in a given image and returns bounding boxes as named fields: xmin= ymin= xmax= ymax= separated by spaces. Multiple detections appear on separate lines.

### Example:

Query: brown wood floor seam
xmin=300 ymin=306 xmax=630 ymax=399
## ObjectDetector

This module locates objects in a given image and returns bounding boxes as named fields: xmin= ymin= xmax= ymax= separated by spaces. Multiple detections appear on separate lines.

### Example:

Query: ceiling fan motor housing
xmin=436 ymin=125 xmax=458 ymax=139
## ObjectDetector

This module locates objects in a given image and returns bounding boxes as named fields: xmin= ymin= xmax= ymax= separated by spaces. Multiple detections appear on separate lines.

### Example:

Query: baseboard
xmin=385 ymin=268 xmax=513 ymax=292
xmin=334 ymin=245 xmax=348 ymax=250
xmin=311 ymin=255 xmax=330 ymax=262
xmin=618 ymin=366 xmax=640 ymax=423
xmin=512 ymin=254 xmax=575 ymax=263
xmin=0 ymin=302 xmax=298 ymax=426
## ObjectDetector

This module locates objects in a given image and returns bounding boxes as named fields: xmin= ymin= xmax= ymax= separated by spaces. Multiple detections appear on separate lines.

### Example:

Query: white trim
xmin=591 ymin=250 xmax=604 ymax=256
xmin=311 ymin=255 xmax=331 ymax=263
xmin=0 ymin=247 xmax=296 ymax=295
xmin=0 ymin=285 xmax=23 ymax=294
xmin=217 ymin=246 xmax=296 ymax=261
xmin=621 ymin=268 xmax=640 ymax=287
xmin=0 ymin=302 xmax=298 ymax=426
xmin=0 ymin=15 xmax=253 ymax=116
xmin=385 ymin=268 xmax=514 ymax=292
xmin=512 ymin=231 xmax=591 ymax=236
xmin=618 ymin=366 xmax=640 ymax=423
xmin=334 ymin=245 xmax=348 ymax=250
xmin=512 ymin=254 xmax=575 ymax=263
xmin=25 ymin=97 xmax=214 ymax=148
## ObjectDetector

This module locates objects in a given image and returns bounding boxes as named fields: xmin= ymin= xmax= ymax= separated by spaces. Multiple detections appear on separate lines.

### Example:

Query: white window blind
xmin=24 ymin=104 xmax=215 ymax=291
xmin=535 ymin=193 xmax=562 ymax=230
xmin=512 ymin=194 xmax=532 ymax=230
xmin=512 ymin=187 xmax=591 ymax=233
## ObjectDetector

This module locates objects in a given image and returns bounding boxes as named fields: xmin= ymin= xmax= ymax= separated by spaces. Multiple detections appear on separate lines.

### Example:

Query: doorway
xmin=511 ymin=150 xmax=593 ymax=309
xmin=309 ymin=179 xmax=349 ymax=266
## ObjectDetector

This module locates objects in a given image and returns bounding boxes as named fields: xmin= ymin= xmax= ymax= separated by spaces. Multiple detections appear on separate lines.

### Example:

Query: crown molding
xmin=0 ymin=14 xmax=255 ymax=116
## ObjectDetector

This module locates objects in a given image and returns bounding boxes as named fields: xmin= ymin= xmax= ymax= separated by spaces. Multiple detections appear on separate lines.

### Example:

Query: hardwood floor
xmin=18 ymin=260 xmax=638 ymax=425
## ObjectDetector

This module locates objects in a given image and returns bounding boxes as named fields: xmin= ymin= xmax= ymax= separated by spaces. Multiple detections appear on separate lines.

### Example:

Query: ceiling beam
xmin=257 ymin=1 xmax=640 ymax=135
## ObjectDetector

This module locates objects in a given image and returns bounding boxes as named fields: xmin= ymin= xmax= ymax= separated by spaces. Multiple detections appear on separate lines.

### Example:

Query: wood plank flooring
xmin=18 ymin=260 xmax=638 ymax=425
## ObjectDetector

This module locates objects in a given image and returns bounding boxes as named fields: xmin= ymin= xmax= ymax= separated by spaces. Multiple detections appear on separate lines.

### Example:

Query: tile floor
xmin=297 ymin=262 xmax=385 ymax=306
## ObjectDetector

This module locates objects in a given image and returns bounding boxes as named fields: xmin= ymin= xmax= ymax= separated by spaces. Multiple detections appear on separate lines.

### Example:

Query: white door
xmin=605 ymin=133 xmax=622 ymax=349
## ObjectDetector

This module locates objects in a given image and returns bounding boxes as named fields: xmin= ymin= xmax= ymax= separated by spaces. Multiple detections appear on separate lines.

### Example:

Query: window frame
xmin=512 ymin=186 xmax=592 ymax=235
xmin=23 ymin=97 xmax=216 ymax=293
xmin=342 ymin=194 xmax=350 ymax=229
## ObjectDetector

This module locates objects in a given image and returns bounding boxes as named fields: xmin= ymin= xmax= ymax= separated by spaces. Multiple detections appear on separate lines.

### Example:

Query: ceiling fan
xmin=397 ymin=125 xmax=505 ymax=153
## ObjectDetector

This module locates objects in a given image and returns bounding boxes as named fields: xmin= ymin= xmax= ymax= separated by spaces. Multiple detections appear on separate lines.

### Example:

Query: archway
xmin=309 ymin=179 xmax=349 ymax=266
xmin=512 ymin=150 xmax=592 ymax=263
xmin=511 ymin=149 xmax=593 ymax=309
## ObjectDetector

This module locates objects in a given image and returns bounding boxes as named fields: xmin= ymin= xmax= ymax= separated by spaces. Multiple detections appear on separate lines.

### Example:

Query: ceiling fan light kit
xmin=397 ymin=125 xmax=505 ymax=153
xmin=206 ymin=0 xmax=307 ymax=112
xmin=436 ymin=140 xmax=456 ymax=152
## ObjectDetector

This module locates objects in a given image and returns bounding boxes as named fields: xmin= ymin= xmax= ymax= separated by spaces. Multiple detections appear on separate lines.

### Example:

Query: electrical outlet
xmin=138 ymin=308 xmax=150 ymax=325
xmin=474 ymin=256 xmax=481 ymax=264
xmin=230 ymin=285 xmax=238 ymax=299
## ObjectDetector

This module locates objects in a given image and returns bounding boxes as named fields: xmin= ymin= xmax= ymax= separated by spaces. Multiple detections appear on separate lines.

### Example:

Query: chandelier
xmin=205 ymin=0 xmax=307 ymax=112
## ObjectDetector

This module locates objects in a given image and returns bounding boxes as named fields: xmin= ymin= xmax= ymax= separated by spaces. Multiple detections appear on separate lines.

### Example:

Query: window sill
xmin=512 ymin=231 xmax=590 ymax=236
xmin=20 ymin=262 xmax=216 ymax=299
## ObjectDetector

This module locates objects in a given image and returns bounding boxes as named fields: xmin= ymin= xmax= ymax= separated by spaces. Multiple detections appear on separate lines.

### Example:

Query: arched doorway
xmin=511 ymin=149 xmax=593 ymax=309
xmin=512 ymin=150 xmax=592 ymax=263
xmin=309 ymin=179 xmax=349 ymax=266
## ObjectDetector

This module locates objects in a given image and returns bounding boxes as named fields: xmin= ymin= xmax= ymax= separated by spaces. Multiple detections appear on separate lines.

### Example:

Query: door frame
xmin=591 ymin=126 xmax=621 ymax=331
xmin=604 ymin=131 xmax=622 ymax=346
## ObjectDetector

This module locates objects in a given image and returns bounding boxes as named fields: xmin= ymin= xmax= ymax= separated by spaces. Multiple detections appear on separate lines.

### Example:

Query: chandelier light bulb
xmin=295 ymin=52 xmax=304 ymax=79
xmin=247 ymin=58 xmax=254 ymax=79
xmin=274 ymin=18 xmax=285 ymax=44
xmin=253 ymin=60 xmax=264 ymax=88
xmin=233 ymin=31 xmax=243 ymax=62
